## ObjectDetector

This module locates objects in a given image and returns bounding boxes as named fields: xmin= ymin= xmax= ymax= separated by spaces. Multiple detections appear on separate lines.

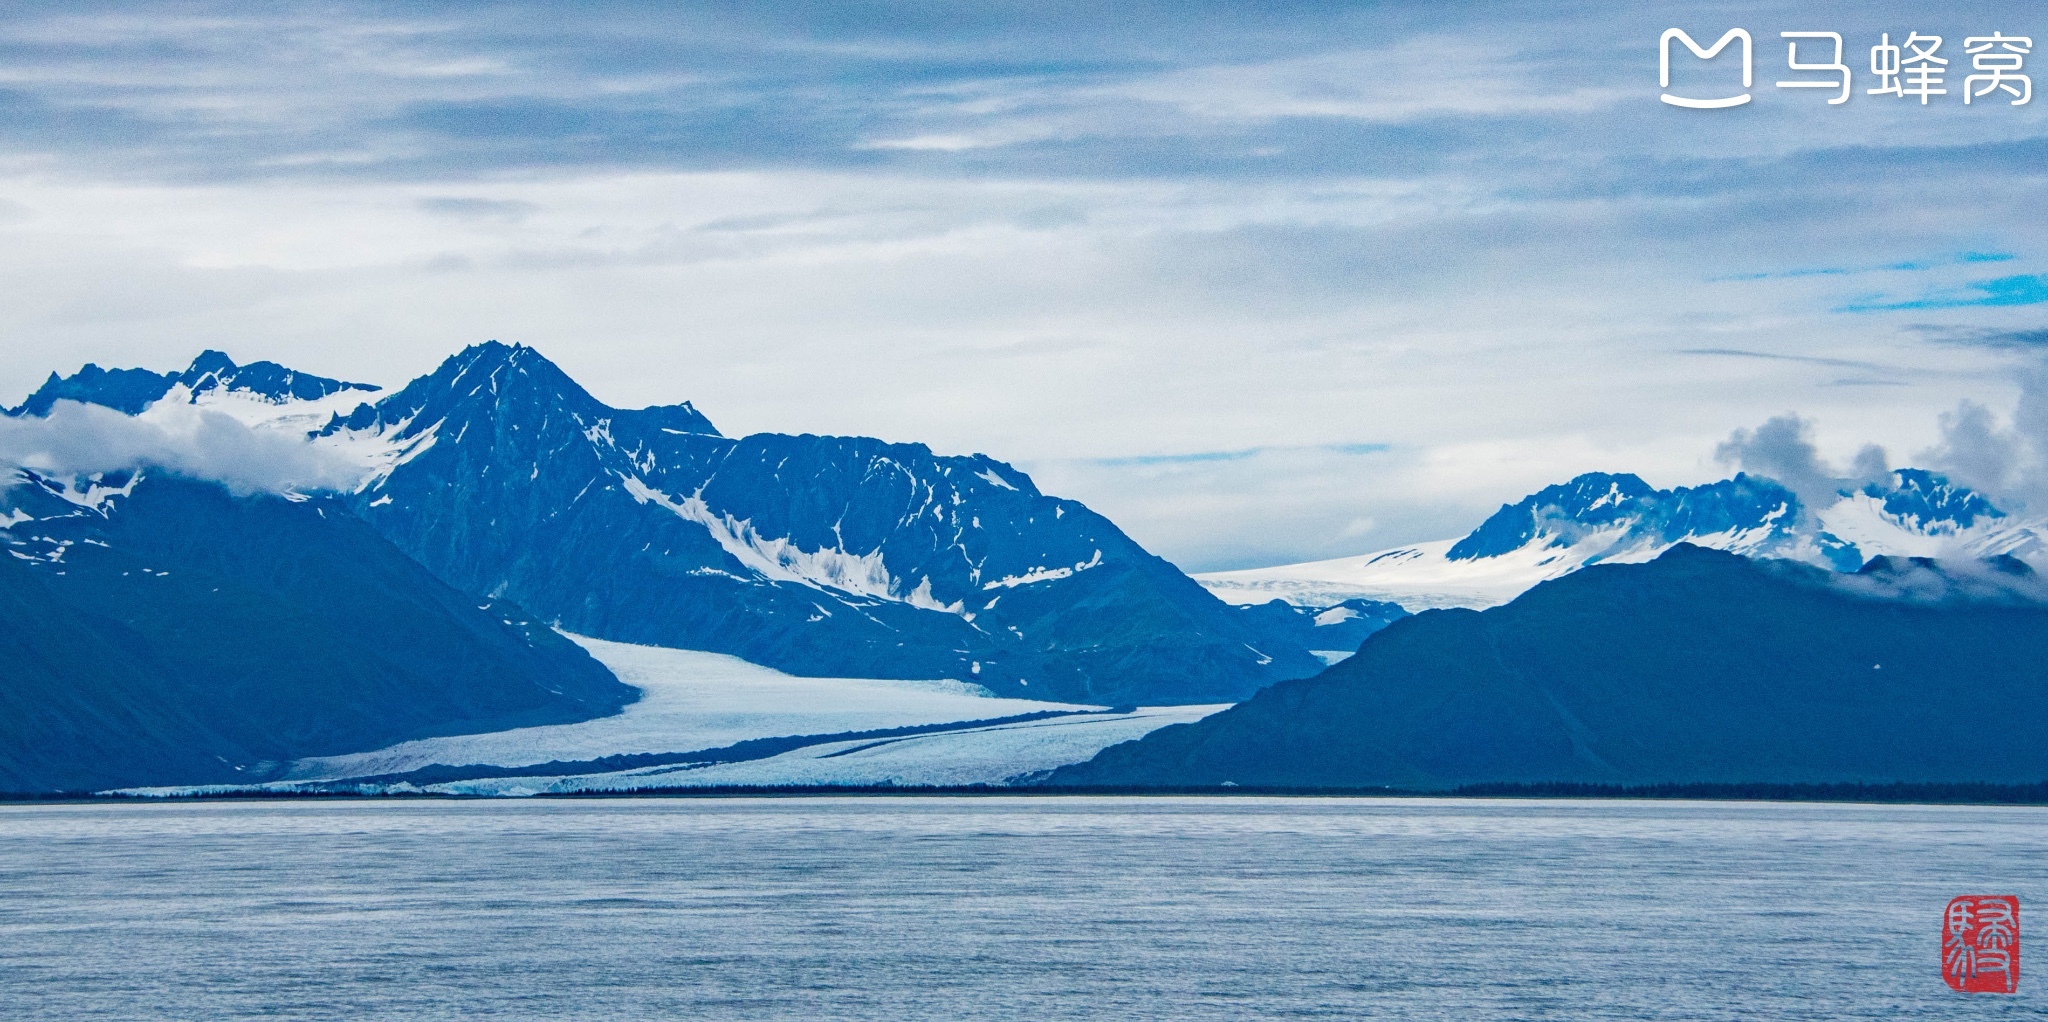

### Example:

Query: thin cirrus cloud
xmin=1716 ymin=251 xmax=2014 ymax=281
xmin=1083 ymin=443 xmax=1392 ymax=468
xmin=1920 ymin=327 xmax=2048 ymax=350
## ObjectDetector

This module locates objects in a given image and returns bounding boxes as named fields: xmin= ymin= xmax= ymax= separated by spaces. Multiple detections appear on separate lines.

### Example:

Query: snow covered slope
xmin=1201 ymin=537 xmax=1614 ymax=611
xmin=1201 ymin=470 xmax=2046 ymax=611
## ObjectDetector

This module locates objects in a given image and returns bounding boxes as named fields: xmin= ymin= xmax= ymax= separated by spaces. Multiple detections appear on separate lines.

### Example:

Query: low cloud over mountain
xmin=0 ymin=394 xmax=369 ymax=496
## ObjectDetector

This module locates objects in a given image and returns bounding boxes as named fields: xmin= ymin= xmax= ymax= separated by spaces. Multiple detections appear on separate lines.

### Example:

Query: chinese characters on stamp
xmin=1943 ymin=895 xmax=2020 ymax=994
xmin=1662 ymin=28 xmax=2032 ymax=107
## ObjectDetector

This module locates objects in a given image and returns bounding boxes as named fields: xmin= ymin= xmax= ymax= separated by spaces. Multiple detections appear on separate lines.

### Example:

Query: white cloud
xmin=0 ymin=394 xmax=368 ymax=496
xmin=1110 ymin=41 xmax=1632 ymax=123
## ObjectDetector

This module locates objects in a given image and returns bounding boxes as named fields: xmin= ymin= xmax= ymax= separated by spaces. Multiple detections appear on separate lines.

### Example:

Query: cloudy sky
xmin=2 ymin=0 xmax=2045 ymax=570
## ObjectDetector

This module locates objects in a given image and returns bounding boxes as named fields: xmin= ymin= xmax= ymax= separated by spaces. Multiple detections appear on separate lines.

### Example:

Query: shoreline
xmin=10 ymin=780 xmax=2048 ymax=807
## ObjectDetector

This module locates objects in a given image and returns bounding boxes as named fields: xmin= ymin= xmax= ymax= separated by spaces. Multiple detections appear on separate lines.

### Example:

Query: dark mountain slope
xmin=1050 ymin=545 xmax=2048 ymax=788
xmin=0 ymin=473 xmax=634 ymax=793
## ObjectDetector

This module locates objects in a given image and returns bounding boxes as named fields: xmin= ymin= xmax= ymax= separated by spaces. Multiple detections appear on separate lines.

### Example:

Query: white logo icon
xmin=1661 ymin=28 xmax=1753 ymax=108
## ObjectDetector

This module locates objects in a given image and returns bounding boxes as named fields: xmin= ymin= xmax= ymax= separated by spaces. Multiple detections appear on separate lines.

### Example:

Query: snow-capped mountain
xmin=10 ymin=345 xmax=1332 ymax=705
xmin=7 ymin=349 xmax=381 ymax=426
xmin=302 ymin=342 xmax=1320 ymax=705
xmin=1199 ymin=470 xmax=2045 ymax=611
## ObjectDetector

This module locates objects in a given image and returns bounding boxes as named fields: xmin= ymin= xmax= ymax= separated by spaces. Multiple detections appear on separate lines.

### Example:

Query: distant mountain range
xmin=1053 ymin=544 xmax=2048 ymax=789
xmin=1199 ymin=469 xmax=2043 ymax=610
xmin=12 ymin=344 xmax=2048 ymax=796
xmin=6 ymin=345 xmax=1371 ymax=712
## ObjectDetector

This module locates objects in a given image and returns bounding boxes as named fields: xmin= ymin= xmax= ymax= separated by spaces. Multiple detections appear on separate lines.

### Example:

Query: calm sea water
xmin=0 ymin=796 xmax=2041 ymax=1020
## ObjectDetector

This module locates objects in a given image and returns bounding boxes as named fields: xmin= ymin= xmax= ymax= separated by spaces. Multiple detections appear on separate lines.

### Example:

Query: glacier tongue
xmin=283 ymin=633 xmax=1087 ymax=783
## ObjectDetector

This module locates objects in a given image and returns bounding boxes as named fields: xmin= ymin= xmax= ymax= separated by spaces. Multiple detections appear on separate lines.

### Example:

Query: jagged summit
xmin=322 ymin=341 xmax=720 ymax=440
xmin=1860 ymin=467 xmax=2002 ymax=531
xmin=1447 ymin=471 xmax=1808 ymax=564
xmin=1446 ymin=472 xmax=1660 ymax=560
xmin=7 ymin=349 xmax=375 ymax=417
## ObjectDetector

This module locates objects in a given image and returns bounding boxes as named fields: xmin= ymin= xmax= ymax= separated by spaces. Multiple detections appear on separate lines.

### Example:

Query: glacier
xmin=116 ymin=633 xmax=1225 ymax=796
xmin=284 ymin=634 xmax=1096 ymax=782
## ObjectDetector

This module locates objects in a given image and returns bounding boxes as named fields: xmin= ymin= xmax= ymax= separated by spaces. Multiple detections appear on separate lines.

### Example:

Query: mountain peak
xmin=8 ymin=363 xmax=179 ymax=417
xmin=431 ymin=341 xmax=720 ymax=437
xmin=8 ymin=351 xmax=374 ymax=417
xmin=184 ymin=349 xmax=238 ymax=378
xmin=320 ymin=340 xmax=721 ymax=461
xmin=176 ymin=350 xmax=376 ymax=404
xmin=1446 ymin=471 xmax=1657 ymax=560
xmin=1863 ymin=468 xmax=2002 ymax=530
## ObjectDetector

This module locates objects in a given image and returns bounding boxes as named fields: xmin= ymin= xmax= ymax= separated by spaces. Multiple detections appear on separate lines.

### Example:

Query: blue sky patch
xmin=1837 ymin=274 xmax=2048 ymax=313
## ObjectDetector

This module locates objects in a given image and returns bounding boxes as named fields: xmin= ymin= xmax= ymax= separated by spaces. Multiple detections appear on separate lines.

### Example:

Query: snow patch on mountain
xmin=48 ymin=471 xmax=143 ymax=511
xmin=620 ymin=473 xmax=965 ymax=613
xmin=319 ymin=413 xmax=441 ymax=492
xmin=982 ymin=550 xmax=1103 ymax=589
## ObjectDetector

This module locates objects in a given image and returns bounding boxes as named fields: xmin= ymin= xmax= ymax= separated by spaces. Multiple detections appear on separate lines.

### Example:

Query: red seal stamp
xmin=1943 ymin=895 xmax=2020 ymax=993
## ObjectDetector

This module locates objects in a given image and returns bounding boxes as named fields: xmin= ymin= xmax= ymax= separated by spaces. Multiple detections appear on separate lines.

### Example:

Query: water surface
xmin=0 ymin=797 xmax=2040 ymax=1019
